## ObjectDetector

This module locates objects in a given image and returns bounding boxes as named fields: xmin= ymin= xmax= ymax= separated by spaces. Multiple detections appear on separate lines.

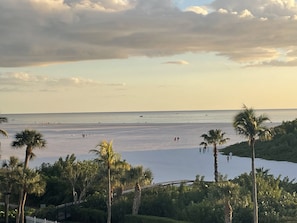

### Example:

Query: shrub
xmin=70 ymin=206 xmax=105 ymax=223
xmin=35 ymin=205 xmax=57 ymax=220
xmin=125 ymin=214 xmax=189 ymax=223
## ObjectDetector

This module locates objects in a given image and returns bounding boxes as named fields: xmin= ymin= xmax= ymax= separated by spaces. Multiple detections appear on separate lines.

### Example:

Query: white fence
xmin=25 ymin=216 xmax=59 ymax=223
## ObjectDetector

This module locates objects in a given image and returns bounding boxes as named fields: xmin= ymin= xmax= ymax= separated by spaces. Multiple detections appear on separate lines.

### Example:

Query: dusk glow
xmin=2 ymin=0 xmax=297 ymax=113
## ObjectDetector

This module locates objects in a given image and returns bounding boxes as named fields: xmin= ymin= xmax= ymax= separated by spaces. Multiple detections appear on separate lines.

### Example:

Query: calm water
xmin=1 ymin=109 xmax=297 ymax=182
xmin=3 ymin=109 xmax=297 ymax=124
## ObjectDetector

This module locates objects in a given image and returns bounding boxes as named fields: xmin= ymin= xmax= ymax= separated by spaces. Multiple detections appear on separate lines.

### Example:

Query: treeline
xmin=222 ymin=119 xmax=297 ymax=162
xmin=0 ymin=136 xmax=152 ymax=223
xmin=36 ymin=169 xmax=297 ymax=223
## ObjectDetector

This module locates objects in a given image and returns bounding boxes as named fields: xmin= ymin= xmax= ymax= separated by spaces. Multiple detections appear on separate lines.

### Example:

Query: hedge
xmin=124 ymin=214 xmax=189 ymax=223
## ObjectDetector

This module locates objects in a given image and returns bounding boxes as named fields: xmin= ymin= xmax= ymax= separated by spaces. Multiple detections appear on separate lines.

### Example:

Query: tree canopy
xmin=222 ymin=118 xmax=297 ymax=163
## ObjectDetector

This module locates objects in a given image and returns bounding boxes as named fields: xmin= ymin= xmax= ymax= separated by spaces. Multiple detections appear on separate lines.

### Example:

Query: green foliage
xmin=34 ymin=205 xmax=57 ymax=220
xmin=222 ymin=118 xmax=297 ymax=162
xmin=125 ymin=214 xmax=189 ymax=223
xmin=111 ymin=196 xmax=132 ymax=223
xmin=186 ymin=200 xmax=224 ymax=223
xmin=139 ymin=187 xmax=178 ymax=218
xmin=3 ymin=167 xmax=297 ymax=223
xmin=70 ymin=206 xmax=105 ymax=223
xmin=114 ymin=170 xmax=297 ymax=223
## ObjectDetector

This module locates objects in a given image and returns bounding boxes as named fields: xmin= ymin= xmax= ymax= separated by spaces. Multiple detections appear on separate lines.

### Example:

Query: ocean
xmin=3 ymin=108 xmax=297 ymax=124
xmin=1 ymin=109 xmax=297 ymax=183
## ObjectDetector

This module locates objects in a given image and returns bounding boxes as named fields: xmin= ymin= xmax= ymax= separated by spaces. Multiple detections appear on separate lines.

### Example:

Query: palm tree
xmin=16 ymin=168 xmax=46 ymax=223
xmin=0 ymin=117 xmax=8 ymax=137
xmin=1 ymin=156 xmax=23 ymax=223
xmin=200 ymin=129 xmax=229 ymax=182
xmin=90 ymin=140 xmax=119 ymax=223
xmin=0 ymin=117 xmax=8 ymax=159
xmin=233 ymin=105 xmax=272 ymax=223
xmin=11 ymin=129 xmax=46 ymax=223
xmin=11 ymin=129 xmax=46 ymax=169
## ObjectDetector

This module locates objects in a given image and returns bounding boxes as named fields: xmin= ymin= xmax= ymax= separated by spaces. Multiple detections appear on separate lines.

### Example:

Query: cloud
xmin=1 ymin=0 xmax=297 ymax=67
xmin=185 ymin=6 xmax=208 ymax=15
xmin=63 ymin=0 xmax=136 ymax=12
xmin=0 ymin=72 xmax=122 ymax=91
xmin=163 ymin=60 xmax=189 ymax=65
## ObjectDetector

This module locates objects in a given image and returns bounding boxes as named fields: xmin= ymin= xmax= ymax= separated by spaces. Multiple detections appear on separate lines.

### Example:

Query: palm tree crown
xmin=90 ymin=140 xmax=119 ymax=169
xmin=11 ymin=129 xmax=46 ymax=169
xmin=233 ymin=105 xmax=271 ymax=144
xmin=201 ymin=129 xmax=229 ymax=147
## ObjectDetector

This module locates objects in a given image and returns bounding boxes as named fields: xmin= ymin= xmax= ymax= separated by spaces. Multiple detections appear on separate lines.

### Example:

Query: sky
xmin=1 ymin=0 xmax=297 ymax=114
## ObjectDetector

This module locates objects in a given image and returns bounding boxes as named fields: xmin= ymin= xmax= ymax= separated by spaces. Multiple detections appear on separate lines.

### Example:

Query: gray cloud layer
xmin=0 ymin=72 xmax=125 ymax=92
xmin=1 ymin=0 xmax=297 ymax=67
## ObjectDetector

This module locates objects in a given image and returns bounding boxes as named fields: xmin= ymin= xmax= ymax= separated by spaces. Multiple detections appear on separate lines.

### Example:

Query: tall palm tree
xmin=90 ymin=140 xmax=119 ymax=223
xmin=200 ymin=129 xmax=229 ymax=182
xmin=233 ymin=105 xmax=272 ymax=223
xmin=11 ymin=129 xmax=46 ymax=169
xmin=11 ymin=129 xmax=46 ymax=223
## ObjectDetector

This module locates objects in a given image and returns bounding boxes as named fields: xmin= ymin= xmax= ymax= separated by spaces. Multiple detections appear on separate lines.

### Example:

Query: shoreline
xmin=1 ymin=121 xmax=296 ymax=183
xmin=26 ymin=147 xmax=297 ymax=183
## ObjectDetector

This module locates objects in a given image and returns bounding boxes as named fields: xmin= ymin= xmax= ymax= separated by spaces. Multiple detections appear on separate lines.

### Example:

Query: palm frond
xmin=0 ymin=129 xmax=8 ymax=137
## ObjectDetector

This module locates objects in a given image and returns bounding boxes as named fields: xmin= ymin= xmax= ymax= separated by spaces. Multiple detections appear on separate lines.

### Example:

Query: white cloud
xmin=239 ymin=9 xmax=254 ymax=18
xmin=164 ymin=60 xmax=189 ymax=65
xmin=211 ymin=0 xmax=297 ymax=18
xmin=1 ymin=0 xmax=297 ymax=67
xmin=218 ymin=8 xmax=228 ymax=14
xmin=185 ymin=6 xmax=208 ymax=15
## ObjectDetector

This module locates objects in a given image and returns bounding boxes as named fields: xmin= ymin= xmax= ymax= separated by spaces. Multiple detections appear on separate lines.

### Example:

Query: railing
xmin=122 ymin=179 xmax=195 ymax=194
xmin=25 ymin=216 xmax=58 ymax=223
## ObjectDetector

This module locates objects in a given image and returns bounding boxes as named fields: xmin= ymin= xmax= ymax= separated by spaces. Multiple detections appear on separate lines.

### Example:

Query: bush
xmin=112 ymin=197 xmax=133 ymax=223
xmin=125 ymin=214 xmax=189 ymax=223
xmin=35 ymin=205 xmax=57 ymax=220
xmin=70 ymin=206 xmax=105 ymax=223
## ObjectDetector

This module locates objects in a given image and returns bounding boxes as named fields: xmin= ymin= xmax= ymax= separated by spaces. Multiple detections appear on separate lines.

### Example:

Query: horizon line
xmin=2 ymin=107 xmax=297 ymax=115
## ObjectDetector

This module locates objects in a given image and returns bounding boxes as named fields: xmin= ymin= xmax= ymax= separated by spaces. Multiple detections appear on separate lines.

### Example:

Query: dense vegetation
xmin=3 ymin=166 xmax=297 ymax=223
xmin=2 ymin=116 xmax=297 ymax=222
xmin=222 ymin=119 xmax=297 ymax=163
xmin=33 ymin=170 xmax=297 ymax=223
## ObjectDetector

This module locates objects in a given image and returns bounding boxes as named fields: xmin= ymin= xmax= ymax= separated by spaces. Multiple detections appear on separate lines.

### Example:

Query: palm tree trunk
xmin=5 ymin=193 xmax=10 ymax=223
xmin=251 ymin=141 xmax=258 ymax=223
xmin=214 ymin=145 xmax=218 ymax=182
xmin=107 ymin=167 xmax=111 ymax=223
xmin=24 ymin=147 xmax=31 ymax=169
xmin=224 ymin=199 xmax=232 ymax=223
xmin=21 ymin=191 xmax=27 ymax=223
xmin=132 ymin=183 xmax=141 ymax=215
xmin=16 ymin=188 xmax=24 ymax=223
xmin=19 ymin=149 xmax=30 ymax=223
